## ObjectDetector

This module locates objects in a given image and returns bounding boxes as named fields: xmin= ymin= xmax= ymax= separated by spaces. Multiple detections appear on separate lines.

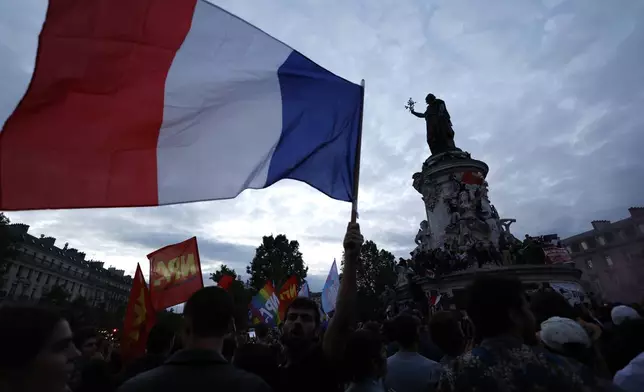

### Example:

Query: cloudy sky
xmin=2 ymin=0 xmax=643 ymax=291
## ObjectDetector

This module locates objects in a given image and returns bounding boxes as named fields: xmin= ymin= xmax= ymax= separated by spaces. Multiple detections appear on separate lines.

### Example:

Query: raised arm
xmin=322 ymin=222 xmax=363 ymax=361
xmin=410 ymin=109 xmax=425 ymax=118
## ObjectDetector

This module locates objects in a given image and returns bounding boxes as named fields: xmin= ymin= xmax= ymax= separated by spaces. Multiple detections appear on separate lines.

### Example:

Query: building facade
xmin=562 ymin=208 xmax=644 ymax=304
xmin=1 ymin=223 xmax=131 ymax=310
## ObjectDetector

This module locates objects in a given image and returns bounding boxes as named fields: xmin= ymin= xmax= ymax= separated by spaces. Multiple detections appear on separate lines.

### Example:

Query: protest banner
xmin=148 ymin=237 xmax=203 ymax=309
xmin=544 ymin=246 xmax=572 ymax=264
xmin=122 ymin=264 xmax=156 ymax=361
xmin=277 ymin=276 xmax=298 ymax=320
xmin=249 ymin=281 xmax=281 ymax=326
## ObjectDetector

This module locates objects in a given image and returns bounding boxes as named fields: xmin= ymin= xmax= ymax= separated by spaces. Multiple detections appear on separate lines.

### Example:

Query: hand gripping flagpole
xmin=350 ymin=79 xmax=365 ymax=224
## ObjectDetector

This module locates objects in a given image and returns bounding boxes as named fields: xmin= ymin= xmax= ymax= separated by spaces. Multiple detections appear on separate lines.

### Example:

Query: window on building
xmin=625 ymin=226 xmax=636 ymax=238
xmin=605 ymin=256 xmax=614 ymax=267
xmin=9 ymin=283 xmax=17 ymax=297
xmin=36 ymin=271 xmax=42 ymax=281
xmin=587 ymin=237 xmax=597 ymax=248
xmin=605 ymin=232 xmax=615 ymax=243
xmin=618 ymin=230 xmax=627 ymax=240
xmin=586 ymin=259 xmax=593 ymax=269
xmin=45 ymin=274 xmax=51 ymax=284
xmin=639 ymin=223 xmax=644 ymax=234
xmin=566 ymin=246 xmax=572 ymax=254
xmin=597 ymin=236 xmax=606 ymax=246
xmin=26 ymin=269 xmax=32 ymax=279
xmin=581 ymin=241 xmax=589 ymax=250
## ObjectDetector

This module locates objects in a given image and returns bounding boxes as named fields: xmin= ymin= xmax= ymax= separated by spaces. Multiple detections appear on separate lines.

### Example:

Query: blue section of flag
xmin=268 ymin=51 xmax=363 ymax=202
xmin=321 ymin=260 xmax=340 ymax=313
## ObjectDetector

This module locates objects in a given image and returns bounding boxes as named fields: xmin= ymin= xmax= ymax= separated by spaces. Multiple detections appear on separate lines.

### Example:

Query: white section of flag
xmin=298 ymin=282 xmax=310 ymax=298
xmin=157 ymin=1 xmax=292 ymax=204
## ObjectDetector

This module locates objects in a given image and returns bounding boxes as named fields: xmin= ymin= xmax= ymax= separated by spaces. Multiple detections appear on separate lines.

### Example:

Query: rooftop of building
xmin=7 ymin=223 xmax=132 ymax=284
xmin=562 ymin=207 xmax=644 ymax=243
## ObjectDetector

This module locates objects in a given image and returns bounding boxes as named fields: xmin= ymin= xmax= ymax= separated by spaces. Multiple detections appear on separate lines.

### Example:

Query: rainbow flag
xmin=249 ymin=281 xmax=281 ymax=326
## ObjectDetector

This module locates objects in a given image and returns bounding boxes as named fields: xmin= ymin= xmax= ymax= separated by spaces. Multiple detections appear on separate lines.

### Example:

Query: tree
xmin=353 ymin=240 xmax=396 ymax=321
xmin=210 ymin=264 xmax=255 ymax=329
xmin=211 ymin=264 xmax=238 ymax=283
xmin=246 ymin=234 xmax=308 ymax=291
xmin=41 ymin=285 xmax=71 ymax=306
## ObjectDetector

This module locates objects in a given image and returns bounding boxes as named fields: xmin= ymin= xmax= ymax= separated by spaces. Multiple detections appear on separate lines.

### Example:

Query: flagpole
xmin=350 ymin=79 xmax=365 ymax=224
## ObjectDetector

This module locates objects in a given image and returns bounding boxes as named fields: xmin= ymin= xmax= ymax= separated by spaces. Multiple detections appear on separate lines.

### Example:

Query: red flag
xmin=277 ymin=276 xmax=299 ymax=320
xmin=122 ymin=264 xmax=156 ymax=361
xmin=218 ymin=275 xmax=234 ymax=290
xmin=148 ymin=237 xmax=203 ymax=310
xmin=461 ymin=171 xmax=484 ymax=185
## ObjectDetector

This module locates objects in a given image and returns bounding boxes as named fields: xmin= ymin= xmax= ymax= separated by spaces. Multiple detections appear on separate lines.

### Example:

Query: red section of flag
xmin=428 ymin=294 xmax=442 ymax=307
xmin=122 ymin=264 xmax=156 ymax=361
xmin=148 ymin=237 xmax=204 ymax=310
xmin=218 ymin=275 xmax=235 ymax=290
xmin=0 ymin=0 xmax=198 ymax=210
xmin=277 ymin=276 xmax=299 ymax=321
xmin=461 ymin=171 xmax=484 ymax=185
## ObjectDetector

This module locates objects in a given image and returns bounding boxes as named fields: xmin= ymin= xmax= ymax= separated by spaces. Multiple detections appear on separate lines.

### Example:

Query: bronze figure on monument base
xmin=406 ymin=93 xmax=457 ymax=155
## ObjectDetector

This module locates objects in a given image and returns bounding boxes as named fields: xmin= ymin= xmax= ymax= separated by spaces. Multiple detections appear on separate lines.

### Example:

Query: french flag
xmin=0 ymin=0 xmax=363 ymax=210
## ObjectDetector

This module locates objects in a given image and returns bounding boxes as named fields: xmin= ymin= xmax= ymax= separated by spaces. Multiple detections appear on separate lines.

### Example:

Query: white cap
xmin=611 ymin=305 xmax=642 ymax=326
xmin=539 ymin=316 xmax=591 ymax=352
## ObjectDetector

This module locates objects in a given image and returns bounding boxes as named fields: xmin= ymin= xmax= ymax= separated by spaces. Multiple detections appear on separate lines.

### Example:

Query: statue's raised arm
xmin=407 ymin=93 xmax=458 ymax=156
xmin=406 ymin=97 xmax=424 ymax=118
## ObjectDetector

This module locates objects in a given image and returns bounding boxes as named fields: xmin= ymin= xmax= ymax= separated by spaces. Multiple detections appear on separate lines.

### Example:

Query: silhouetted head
xmin=345 ymin=329 xmax=386 ymax=382
xmin=466 ymin=276 xmax=536 ymax=344
xmin=146 ymin=322 xmax=175 ymax=357
xmin=73 ymin=327 xmax=98 ymax=359
xmin=530 ymin=291 xmax=577 ymax=326
xmin=182 ymin=287 xmax=234 ymax=348
xmin=429 ymin=311 xmax=465 ymax=357
xmin=393 ymin=314 xmax=421 ymax=350
xmin=425 ymin=93 xmax=436 ymax=104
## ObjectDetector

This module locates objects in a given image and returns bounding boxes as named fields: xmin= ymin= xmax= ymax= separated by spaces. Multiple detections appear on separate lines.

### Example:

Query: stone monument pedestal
xmin=396 ymin=264 xmax=587 ymax=310
xmin=412 ymin=149 xmax=501 ymax=253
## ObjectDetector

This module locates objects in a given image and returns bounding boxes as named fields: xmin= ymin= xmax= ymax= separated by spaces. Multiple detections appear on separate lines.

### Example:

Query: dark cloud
xmin=112 ymin=230 xmax=256 ymax=271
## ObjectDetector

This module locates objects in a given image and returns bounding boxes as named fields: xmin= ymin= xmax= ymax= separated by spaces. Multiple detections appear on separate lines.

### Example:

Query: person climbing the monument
xmin=407 ymin=93 xmax=457 ymax=155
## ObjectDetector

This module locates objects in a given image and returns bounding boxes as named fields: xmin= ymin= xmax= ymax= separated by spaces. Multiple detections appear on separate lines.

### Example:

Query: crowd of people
xmin=1 ymin=223 xmax=643 ymax=392
xmin=406 ymin=233 xmax=566 ymax=277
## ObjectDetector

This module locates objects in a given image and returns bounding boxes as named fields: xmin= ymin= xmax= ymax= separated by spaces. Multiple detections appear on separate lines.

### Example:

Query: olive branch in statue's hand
xmin=405 ymin=97 xmax=416 ymax=112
